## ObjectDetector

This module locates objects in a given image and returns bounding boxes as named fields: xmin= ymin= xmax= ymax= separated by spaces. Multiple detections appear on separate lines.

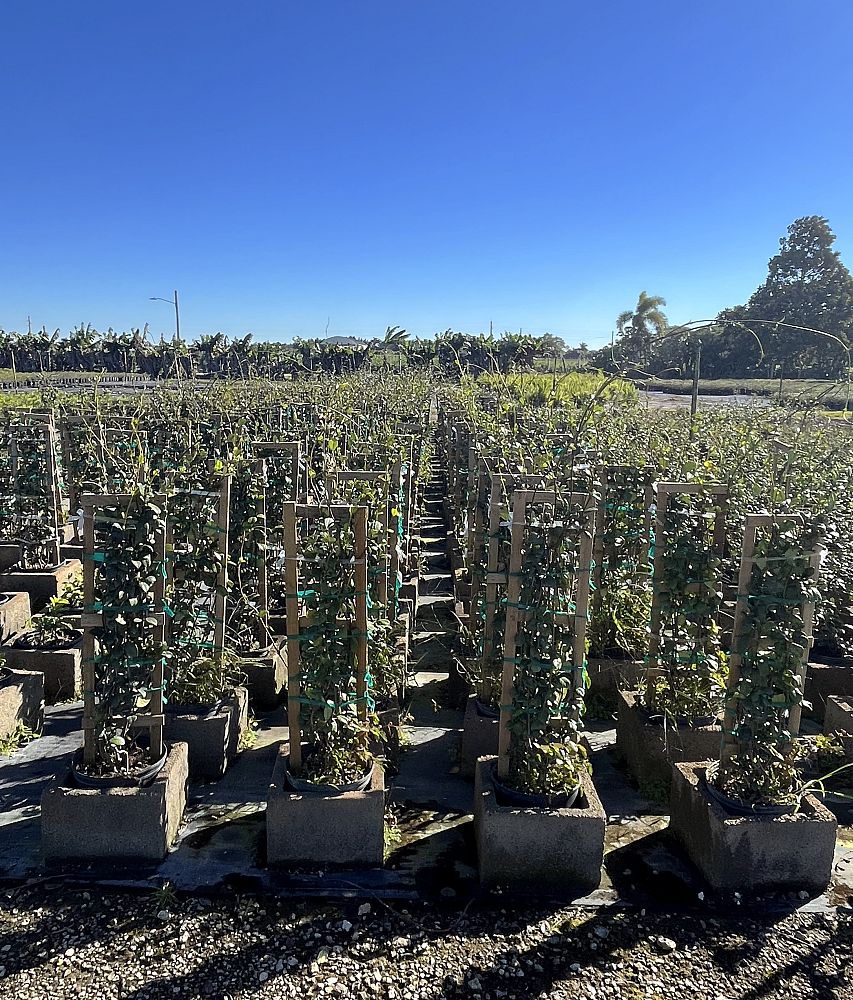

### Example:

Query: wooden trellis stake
xmin=480 ymin=471 xmax=590 ymax=688
xmin=721 ymin=514 xmax=824 ymax=764
xmin=282 ymin=502 xmax=370 ymax=775
xmin=467 ymin=457 xmax=494 ymax=618
xmin=79 ymin=493 xmax=167 ymax=766
xmin=645 ymin=482 xmax=728 ymax=707
xmin=496 ymin=489 xmax=595 ymax=780
xmin=591 ymin=465 xmax=655 ymax=619
xmin=326 ymin=466 xmax=400 ymax=612
xmin=229 ymin=457 xmax=270 ymax=640
xmin=254 ymin=440 xmax=308 ymax=502
xmin=164 ymin=474 xmax=231 ymax=664
xmin=10 ymin=418 xmax=61 ymax=566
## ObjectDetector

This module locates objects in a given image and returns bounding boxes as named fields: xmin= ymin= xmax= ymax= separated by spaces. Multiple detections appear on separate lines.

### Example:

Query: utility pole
xmin=150 ymin=290 xmax=182 ymax=382
xmin=150 ymin=291 xmax=180 ymax=346
xmin=690 ymin=338 xmax=702 ymax=436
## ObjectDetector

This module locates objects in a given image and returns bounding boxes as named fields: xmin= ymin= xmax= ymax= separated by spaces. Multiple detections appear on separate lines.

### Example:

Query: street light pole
xmin=150 ymin=290 xmax=183 ymax=381
xmin=150 ymin=291 xmax=180 ymax=346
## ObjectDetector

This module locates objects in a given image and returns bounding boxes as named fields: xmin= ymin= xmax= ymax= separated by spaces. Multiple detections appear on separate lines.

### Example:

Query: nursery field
xmin=0 ymin=370 xmax=850 ymax=996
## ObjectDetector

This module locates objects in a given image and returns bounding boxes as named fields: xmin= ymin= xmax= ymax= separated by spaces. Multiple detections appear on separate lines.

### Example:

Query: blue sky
xmin=2 ymin=1 xmax=852 ymax=347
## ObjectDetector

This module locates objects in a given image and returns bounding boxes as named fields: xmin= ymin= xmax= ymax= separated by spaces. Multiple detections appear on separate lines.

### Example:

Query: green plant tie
xmin=737 ymin=593 xmax=807 ymax=606
xmin=86 ymin=601 xmax=159 ymax=613
xmin=85 ymin=654 xmax=165 ymax=668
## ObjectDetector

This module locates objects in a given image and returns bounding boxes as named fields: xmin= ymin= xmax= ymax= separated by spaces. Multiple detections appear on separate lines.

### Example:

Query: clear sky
xmin=2 ymin=1 xmax=853 ymax=347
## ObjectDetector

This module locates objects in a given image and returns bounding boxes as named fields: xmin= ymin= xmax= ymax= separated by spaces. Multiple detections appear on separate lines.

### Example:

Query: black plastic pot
xmin=235 ymin=643 xmax=276 ymax=661
xmin=71 ymin=749 xmax=168 ymax=790
xmin=285 ymin=758 xmax=375 ymax=795
xmin=490 ymin=764 xmax=580 ymax=809
xmin=702 ymin=774 xmax=796 ymax=817
xmin=645 ymin=711 xmax=716 ymax=729
xmin=11 ymin=559 xmax=73 ymax=575
xmin=165 ymin=699 xmax=224 ymax=718
xmin=13 ymin=629 xmax=83 ymax=652
xmin=475 ymin=698 xmax=500 ymax=719
xmin=809 ymin=649 xmax=853 ymax=668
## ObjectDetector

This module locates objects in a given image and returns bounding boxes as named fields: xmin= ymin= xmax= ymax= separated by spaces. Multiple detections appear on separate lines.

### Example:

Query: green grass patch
xmin=638 ymin=377 xmax=852 ymax=410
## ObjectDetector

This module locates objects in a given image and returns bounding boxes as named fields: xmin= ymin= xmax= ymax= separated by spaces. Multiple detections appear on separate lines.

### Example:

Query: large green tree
xmin=723 ymin=216 xmax=853 ymax=377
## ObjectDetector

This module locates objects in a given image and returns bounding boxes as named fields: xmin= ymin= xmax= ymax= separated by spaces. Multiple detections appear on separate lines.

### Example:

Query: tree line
xmin=601 ymin=216 xmax=853 ymax=380
xmin=2 ymin=216 xmax=849 ymax=382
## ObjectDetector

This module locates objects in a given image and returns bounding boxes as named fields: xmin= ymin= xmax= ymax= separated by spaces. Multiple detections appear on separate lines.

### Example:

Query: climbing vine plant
xmin=503 ymin=495 xmax=593 ymax=797
xmin=717 ymin=513 xmax=825 ymax=806
xmin=85 ymin=493 xmax=167 ymax=774
xmin=165 ymin=466 xmax=231 ymax=705
xmin=643 ymin=489 xmax=728 ymax=724
xmin=295 ymin=508 xmax=378 ymax=784
xmin=226 ymin=459 xmax=267 ymax=652
xmin=588 ymin=465 xmax=653 ymax=659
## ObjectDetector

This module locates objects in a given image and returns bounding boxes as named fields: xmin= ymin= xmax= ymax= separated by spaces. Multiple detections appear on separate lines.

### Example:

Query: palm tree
xmin=381 ymin=325 xmax=409 ymax=348
xmin=616 ymin=291 xmax=668 ymax=366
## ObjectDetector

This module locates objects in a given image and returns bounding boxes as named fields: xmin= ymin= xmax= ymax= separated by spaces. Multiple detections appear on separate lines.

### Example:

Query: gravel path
xmin=0 ymin=884 xmax=850 ymax=999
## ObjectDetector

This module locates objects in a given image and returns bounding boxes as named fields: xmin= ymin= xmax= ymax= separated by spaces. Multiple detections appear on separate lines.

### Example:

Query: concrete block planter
xmin=460 ymin=695 xmax=499 ymax=778
xmin=804 ymin=657 xmax=853 ymax=723
xmin=0 ymin=559 xmax=82 ymax=612
xmin=41 ymin=741 xmax=189 ymax=864
xmin=238 ymin=645 xmax=287 ymax=710
xmin=0 ymin=543 xmax=22 ymax=573
xmin=267 ymin=613 xmax=286 ymax=636
xmin=59 ymin=542 xmax=84 ymax=564
xmin=474 ymin=756 xmax=605 ymax=891
xmin=0 ymin=667 xmax=44 ymax=738
xmin=586 ymin=657 xmax=644 ymax=694
xmin=266 ymin=749 xmax=385 ymax=867
xmin=163 ymin=686 xmax=249 ymax=780
xmin=2 ymin=639 xmax=82 ymax=703
xmin=825 ymin=696 xmax=853 ymax=759
xmin=668 ymin=762 xmax=838 ymax=893
xmin=398 ymin=576 xmax=418 ymax=615
xmin=0 ymin=591 xmax=32 ymax=643
xmin=614 ymin=689 xmax=723 ymax=796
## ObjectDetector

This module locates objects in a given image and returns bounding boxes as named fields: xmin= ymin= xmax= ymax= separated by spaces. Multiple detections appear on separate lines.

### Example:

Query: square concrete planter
xmin=41 ymin=741 xmax=189 ymax=864
xmin=164 ymin=686 xmax=249 ymax=780
xmin=0 ymin=591 xmax=32 ymax=643
xmin=460 ymin=695 xmax=499 ymax=778
xmin=669 ymin=762 xmax=838 ymax=893
xmin=586 ymin=657 xmax=644 ymax=694
xmin=398 ymin=576 xmax=418 ymax=614
xmin=239 ymin=646 xmax=287 ymax=710
xmin=2 ymin=641 xmax=82 ymax=703
xmin=614 ymin=690 xmax=723 ymax=796
xmin=0 ymin=559 xmax=82 ymax=612
xmin=0 ymin=543 xmax=22 ymax=573
xmin=267 ymin=613 xmax=286 ymax=636
xmin=825 ymin=695 xmax=853 ymax=760
xmin=474 ymin=756 xmax=606 ymax=891
xmin=804 ymin=658 xmax=853 ymax=723
xmin=59 ymin=542 xmax=84 ymax=564
xmin=266 ymin=749 xmax=385 ymax=867
xmin=0 ymin=668 xmax=44 ymax=738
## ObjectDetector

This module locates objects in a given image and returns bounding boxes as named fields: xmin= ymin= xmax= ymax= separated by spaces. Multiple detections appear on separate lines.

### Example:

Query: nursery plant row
xmin=0 ymin=371 xmax=849 ymax=896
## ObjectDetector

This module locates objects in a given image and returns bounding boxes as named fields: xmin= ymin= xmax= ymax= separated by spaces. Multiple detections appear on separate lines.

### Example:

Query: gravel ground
xmin=0 ymin=884 xmax=850 ymax=1000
